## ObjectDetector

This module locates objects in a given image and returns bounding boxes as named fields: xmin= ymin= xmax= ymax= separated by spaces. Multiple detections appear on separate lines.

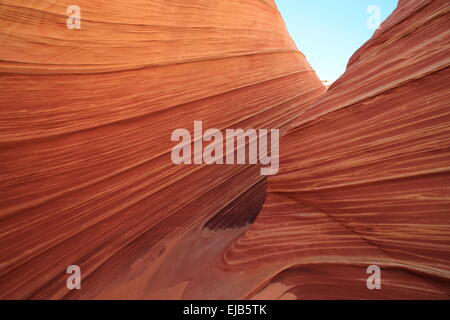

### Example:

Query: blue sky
xmin=274 ymin=0 xmax=397 ymax=81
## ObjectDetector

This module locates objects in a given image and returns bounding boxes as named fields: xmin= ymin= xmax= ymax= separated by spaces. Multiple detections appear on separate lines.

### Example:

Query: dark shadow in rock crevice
xmin=203 ymin=178 xmax=267 ymax=231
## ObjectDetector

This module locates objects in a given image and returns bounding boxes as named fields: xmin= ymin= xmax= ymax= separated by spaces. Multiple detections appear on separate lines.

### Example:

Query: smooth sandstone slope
xmin=1 ymin=0 xmax=448 ymax=301
xmin=219 ymin=0 xmax=449 ymax=299
xmin=107 ymin=0 xmax=450 ymax=300
xmin=0 ymin=0 xmax=325 ymax=299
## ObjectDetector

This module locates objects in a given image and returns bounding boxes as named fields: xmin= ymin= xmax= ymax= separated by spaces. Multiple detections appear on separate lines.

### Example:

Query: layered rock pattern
xmin=0 ymin=0 xmax=324 ymax=299
xmin=221 ymin=0 xmax=450 ymax=299
xmin=1 ymin=0 xmax=449 ymax=300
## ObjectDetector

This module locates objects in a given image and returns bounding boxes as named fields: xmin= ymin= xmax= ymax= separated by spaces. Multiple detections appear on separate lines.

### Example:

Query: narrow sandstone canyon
xmin=0 ymin=0 xmax=449 ymax=299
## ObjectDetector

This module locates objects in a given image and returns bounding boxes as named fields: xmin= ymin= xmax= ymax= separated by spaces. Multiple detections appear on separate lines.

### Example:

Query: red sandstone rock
xmin=0 ymin=0 xmax=323 ymax=299
xmin=231 ymin=0 xmax=450 ymax=299
xmin=0 ymin=0 xmax=449 ymax=300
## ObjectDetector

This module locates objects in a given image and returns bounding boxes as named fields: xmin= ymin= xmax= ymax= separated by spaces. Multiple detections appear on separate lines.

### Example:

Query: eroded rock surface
xmin=0 ymin=0 xmax=324 ymax=299
xmin=0 ymin=0 xmax=449 ymax=300
xmin=224 ymin=0 xmax=450 ymax=299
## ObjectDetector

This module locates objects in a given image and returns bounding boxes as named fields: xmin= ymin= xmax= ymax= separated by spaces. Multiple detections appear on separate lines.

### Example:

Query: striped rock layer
xmin=221 ymin=0 xmax=450 ymax=299
xmin=0 ymin=0 xmax=324 ymax=299
xmin=0 ymin=0 xmax=449 ymax=300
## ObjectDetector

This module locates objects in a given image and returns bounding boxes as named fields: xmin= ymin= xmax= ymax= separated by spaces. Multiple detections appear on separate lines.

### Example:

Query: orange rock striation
xmin=0 ymin=0 xmax=324 ymax=299
xmin=0 ymin=0 xmax=449 ymax=300
xmin=222 ymin=0 xmax=450 ymax=299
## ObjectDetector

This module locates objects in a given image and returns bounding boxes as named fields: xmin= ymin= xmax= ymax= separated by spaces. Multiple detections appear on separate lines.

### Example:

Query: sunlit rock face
xmin=0 ymin=0 xmax=324 ymax=299
xmin=222 ymin=0 xmax=449 ymax=299
xmin=321 ymin=80 xmax=334 ymax=89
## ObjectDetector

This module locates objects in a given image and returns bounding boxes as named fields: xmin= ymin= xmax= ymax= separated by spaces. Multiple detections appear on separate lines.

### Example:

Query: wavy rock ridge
xmin=222 ymin=0 xmax=450 ymax=299
xmin=0 ymin=0 xmax=449 ymax=300
xmin=0 ymin=0 xmax=324 ymax=299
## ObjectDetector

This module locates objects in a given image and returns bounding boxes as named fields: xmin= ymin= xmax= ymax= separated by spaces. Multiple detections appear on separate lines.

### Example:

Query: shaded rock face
xmin=0 ymin=0 xmax=448 ymax=300
xmin=226 ymin=0 xmax=450 ymax=299
xmin=0 ymin=0 xmax=324 ymax=299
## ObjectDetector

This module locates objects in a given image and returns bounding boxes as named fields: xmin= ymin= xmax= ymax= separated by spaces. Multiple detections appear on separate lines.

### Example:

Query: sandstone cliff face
xmin=0 ymin=0 xmax=324 ymax=299
xmin=0 ymin=0 xmax=449 ymax=300
xmin=224 ymin=0 xmax=450 ymax=299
